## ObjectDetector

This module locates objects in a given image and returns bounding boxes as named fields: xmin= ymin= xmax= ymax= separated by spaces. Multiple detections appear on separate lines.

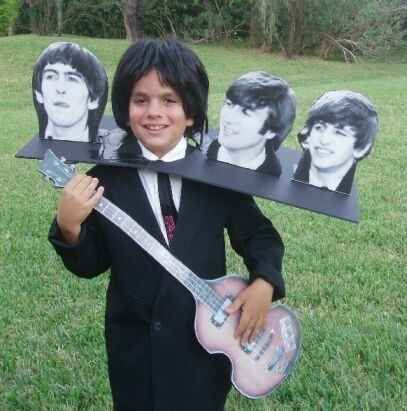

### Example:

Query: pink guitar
xmin=39 ymin=149 xmax=301 ymax=399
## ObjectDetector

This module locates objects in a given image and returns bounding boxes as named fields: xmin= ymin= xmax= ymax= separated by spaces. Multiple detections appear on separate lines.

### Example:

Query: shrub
xmin=0 ymin=0 xmax=20 ymax=35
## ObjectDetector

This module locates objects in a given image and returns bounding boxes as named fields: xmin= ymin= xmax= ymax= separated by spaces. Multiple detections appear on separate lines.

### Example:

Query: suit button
xmin=153 ymin=321 xmax=162 ymax=332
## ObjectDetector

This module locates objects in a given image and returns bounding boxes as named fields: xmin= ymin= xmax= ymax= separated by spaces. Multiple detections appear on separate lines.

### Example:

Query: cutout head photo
xmin=32 ymin=42 xmax=108 ymax=143
xmin=293 ymin=90 xmax=379 ymax=194
xmin=206 ymin=71 xmax=296 ymax=176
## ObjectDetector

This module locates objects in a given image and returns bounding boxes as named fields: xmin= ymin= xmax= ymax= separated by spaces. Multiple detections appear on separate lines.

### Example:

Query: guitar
xmin=39 ymin=149 xmax=301 ymax=399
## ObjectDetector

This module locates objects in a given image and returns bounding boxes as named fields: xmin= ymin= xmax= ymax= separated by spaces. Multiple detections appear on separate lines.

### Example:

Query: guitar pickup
xmin=211 ymin=298 xmax=232 ymax=327
xmin=240 ymin=329 xmax=266 ymax=354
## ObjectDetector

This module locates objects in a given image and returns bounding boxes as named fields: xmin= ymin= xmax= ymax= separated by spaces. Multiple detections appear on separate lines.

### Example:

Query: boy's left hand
xmin=225 ymin=278 xmax=273 ymax=346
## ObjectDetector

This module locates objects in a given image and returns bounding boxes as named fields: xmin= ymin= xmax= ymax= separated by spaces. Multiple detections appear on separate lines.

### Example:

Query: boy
xmin=49 ymin=39 xmax=285 ymax=411
xmin=207 ymin=71 xmax=296 ymax=176
xmin=33 ymin=42 xmax=108 ymax=142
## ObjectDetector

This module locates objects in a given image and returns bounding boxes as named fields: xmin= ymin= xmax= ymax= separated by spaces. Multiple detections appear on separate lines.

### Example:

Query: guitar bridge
xmin=211 ymin=297 xmax=233 ymax=327
xmin=267 ymin=345 xmax=285 ymax=372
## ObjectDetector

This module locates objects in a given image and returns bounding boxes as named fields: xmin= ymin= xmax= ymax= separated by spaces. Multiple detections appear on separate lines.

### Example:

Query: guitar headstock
xmin=39 ymin=149 xmax=75 ymax=188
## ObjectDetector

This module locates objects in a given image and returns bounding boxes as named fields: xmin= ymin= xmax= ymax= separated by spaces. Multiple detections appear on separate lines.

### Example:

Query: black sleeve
xmin=48 ymin=166 xmax=112 ymax=279
xmin=226 ymin=193 xmax=285 ymax=301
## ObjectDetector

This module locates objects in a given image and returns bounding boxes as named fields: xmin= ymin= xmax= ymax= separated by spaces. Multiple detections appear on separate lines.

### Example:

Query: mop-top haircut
xmin=298 ymin=90 xmax=378 ymax=159
xmin=225 ymin=71 xmax=296 ymax=150
xmin=112 ymin=38 xmax=209 ymax=140
xmin=32 ymin=42 xmax=108 ymax=142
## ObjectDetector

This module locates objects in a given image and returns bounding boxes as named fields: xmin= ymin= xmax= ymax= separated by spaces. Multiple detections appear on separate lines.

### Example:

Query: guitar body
xmin=194 ymin=275 xmax=300 ymax=399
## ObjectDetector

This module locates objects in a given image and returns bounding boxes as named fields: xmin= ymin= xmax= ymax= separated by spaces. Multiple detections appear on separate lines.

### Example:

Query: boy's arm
xmin=226 ymin=193 xmax=285 ymax=298
xmin=49 ymin=174 xmax=111 ymax=278
xmin=225 ymin=193 xmax=285 ymax=344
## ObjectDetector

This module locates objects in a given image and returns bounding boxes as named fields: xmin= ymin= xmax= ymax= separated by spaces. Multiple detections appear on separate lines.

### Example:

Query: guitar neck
xmin=95 ymin=196 xmax=222 ymax=311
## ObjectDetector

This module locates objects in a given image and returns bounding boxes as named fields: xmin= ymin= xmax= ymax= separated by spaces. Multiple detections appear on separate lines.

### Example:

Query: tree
xmin=24 ymin=0 xmax=56 ymax=34
xmin=250 ymin=0 xmax=276 ymax=50
xmin=121 ymin=0 xmax=143 ymax=42
xmin=309 ymin=0 xmax=407 ymax=61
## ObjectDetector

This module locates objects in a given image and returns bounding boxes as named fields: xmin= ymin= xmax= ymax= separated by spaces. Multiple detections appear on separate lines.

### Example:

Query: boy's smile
xmin=128 ymin=70 xmax=194 ymax=158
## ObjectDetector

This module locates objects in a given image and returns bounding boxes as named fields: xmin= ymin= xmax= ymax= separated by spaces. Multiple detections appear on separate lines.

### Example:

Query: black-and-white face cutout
xmin=305 ymin=122 xmax=357 ymax=171
xmin=294 ymin=90 xmax=378 ymax=194
xmin=35 ymin=62 xmax=98 ymax=140
xmin=33 ymin=42 xmax=108 ymax=143
xmin=218 ymin=100 xmax=275 ymax=150
xmin=206 ymin=71 xmax=296 ymax=177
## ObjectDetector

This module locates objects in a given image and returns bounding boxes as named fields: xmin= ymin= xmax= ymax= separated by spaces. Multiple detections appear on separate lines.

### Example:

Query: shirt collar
xmin=138 ymin=138 xmax=187 ymax=162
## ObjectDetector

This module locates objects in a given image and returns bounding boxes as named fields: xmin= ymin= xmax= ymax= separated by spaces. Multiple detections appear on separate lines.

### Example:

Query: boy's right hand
xmin=56 ymin=175 xmax=104 ymax=245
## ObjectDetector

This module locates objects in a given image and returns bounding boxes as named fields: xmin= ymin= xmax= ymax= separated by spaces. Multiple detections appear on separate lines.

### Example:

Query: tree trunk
xmin=121 ymin=0 xmax=143 ymax=42
xmin=250 ymin=0 xmax=274 ymax=49
xmin=56 ymin=0 xmax=63 ymax=36
xmin=296 ymin=0 xmax=305 ymax=54
xmin=286 ymin=0 xmax=305 ymax=57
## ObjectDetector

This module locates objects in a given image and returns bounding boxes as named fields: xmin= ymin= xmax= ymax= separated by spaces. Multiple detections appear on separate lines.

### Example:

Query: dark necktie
xmin=157 ymin=172 xmax=178 ymax=243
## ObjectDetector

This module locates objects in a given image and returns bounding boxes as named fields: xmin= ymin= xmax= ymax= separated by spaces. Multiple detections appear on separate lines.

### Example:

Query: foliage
xmin=141 ymin=0 xmax=251 ymax=41
xmin=303 ymin=0 xmax=407 ymax=61
xmin=0 ymin=0 xmax=20 ymax=35
xmin=12 ymin=0 xmax=250 ymax=41
xmin=62 ymin=0 xmax=124 ymax=39
xmin=9 ymin=0 xmax=407 ymax=61
xmin=251 ymin=0 xmax=407 ymax=60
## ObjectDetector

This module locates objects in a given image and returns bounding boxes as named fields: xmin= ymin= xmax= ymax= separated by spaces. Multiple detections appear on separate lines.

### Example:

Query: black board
xmin=16 ymin=117 xmax=359 ymax=223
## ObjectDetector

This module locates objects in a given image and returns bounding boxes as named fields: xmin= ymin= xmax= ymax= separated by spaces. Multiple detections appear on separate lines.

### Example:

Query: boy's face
xmin=128 ymin=70 xmax=193 ymax=158
xmin=307 ymin=121 xmax=357 ymax=170
xmin=35 ymin=62 xmax=96 ymax=128
xmin=218 ymin=100 xmax=273 ymax=150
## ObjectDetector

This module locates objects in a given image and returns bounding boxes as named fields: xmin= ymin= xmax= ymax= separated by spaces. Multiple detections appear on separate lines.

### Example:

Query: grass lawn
xmin=0 ymin=35 xmax=406 ymax=410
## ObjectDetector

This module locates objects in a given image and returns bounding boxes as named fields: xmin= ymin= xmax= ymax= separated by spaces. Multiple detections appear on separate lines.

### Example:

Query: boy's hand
xmin=56 ymin=175 xmax=104 ymax=244
xmin=225 ymin=278 xmax=273 ymax=346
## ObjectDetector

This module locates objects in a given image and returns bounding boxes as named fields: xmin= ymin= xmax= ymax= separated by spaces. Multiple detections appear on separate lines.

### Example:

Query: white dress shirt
xmin=137 ymin=139 xmax=186 ymax=244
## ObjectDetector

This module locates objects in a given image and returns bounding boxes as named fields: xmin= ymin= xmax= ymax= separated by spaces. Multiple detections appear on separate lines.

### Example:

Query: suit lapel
xmin=118 ymin=167 xmax=167 ymax=246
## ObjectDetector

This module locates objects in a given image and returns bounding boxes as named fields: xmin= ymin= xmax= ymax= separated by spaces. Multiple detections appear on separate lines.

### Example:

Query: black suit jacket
xmin=49 ymin=163 xmax=285 ymax=411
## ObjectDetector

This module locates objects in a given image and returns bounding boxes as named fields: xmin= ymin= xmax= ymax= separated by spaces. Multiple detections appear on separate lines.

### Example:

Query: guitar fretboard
xmin=95 ymin=197 xmax=224 ymax=312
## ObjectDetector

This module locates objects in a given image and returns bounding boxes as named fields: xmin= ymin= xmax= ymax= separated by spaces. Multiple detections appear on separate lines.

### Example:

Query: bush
xmin=0 ymin=0 xmax=20 ymax=35
xmin=141 ymin=0 xmax=250 ymax=41
xmin=62 ymin=0 xmax=124 ymax=39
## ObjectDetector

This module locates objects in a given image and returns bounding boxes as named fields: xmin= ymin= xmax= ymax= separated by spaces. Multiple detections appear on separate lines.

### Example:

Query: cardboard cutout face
xmin=205 ymin=71 xmax=296 ymax=177
xmin=32 ymin=42 xmax=108 ymax=143
xmin=293 ymin=90 xmax=379 ymax=194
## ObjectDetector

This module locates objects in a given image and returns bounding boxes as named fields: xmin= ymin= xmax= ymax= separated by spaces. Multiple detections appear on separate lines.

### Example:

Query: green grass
xmin=1 ymin=34 xmax=406 ymax=410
